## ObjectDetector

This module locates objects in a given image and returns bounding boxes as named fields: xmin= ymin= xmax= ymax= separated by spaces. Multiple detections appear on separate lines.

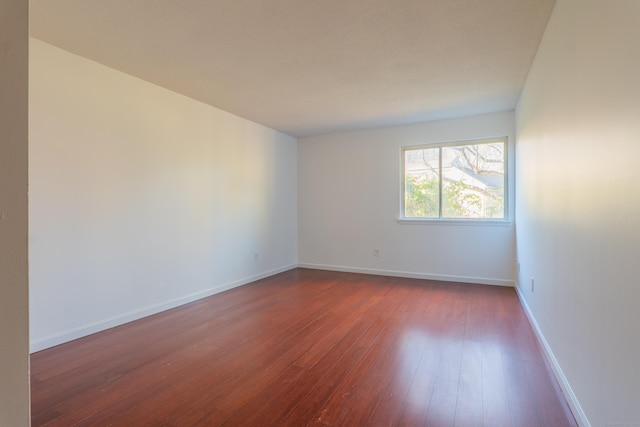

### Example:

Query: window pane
xmin=441 ymin=142 xmax=505 ymax=219
xmin=404 ymin=148 xmax=439 ymax=218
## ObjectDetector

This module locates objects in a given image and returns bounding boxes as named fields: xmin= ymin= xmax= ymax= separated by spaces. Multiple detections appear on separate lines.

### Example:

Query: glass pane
xmin=404 ymin=148 xmax=439 ymax=218
xmin=441 ymin=142 xmax=505 ymax=219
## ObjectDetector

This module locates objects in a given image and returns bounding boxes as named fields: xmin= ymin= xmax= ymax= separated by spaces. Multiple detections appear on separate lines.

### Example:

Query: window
xmin=402 ymin=137 xmax=507 ymax=220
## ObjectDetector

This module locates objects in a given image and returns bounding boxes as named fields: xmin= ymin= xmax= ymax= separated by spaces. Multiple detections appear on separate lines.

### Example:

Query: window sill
xmin=397 ymin=218 xmax=512 ymax=227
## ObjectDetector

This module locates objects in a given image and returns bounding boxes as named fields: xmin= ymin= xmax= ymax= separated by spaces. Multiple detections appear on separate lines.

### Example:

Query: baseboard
xmin=30 ymin=264 xmax=297 ymax=353
xmin=297 ymin=263 xmax=515 ymax=287
xmin=514 ymin=284 xmax=590 ymax=427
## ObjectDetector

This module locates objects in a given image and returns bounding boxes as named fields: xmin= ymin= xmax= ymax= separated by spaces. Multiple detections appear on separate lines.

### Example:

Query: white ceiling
xmin=30 ymin=0 xmax=555 ymax=137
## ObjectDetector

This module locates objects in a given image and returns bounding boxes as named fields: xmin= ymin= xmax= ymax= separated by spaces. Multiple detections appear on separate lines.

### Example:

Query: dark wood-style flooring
xmin=31 ymin=268 xmax=577 ymax=426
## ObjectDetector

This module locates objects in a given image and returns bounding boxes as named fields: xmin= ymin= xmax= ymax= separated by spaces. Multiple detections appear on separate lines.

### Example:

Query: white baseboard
xmin=30 ymin=264 xmax=297 ymax=353
xmin=297 ymin=262 xmax=515 ymax=287
xmin=29 ymin=262 xmax=513 ymax=350
xmin=514 ymin=283 xmax=590 ymax=427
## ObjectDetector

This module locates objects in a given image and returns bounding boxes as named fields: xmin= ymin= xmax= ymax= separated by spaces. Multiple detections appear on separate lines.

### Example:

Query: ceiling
xmin=30 ymin=0 xmax=555 ymax=137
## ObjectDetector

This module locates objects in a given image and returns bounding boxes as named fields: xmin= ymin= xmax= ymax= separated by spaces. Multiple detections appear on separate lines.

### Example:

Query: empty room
xmin=1 ymin=0 xmax=639 ymax=426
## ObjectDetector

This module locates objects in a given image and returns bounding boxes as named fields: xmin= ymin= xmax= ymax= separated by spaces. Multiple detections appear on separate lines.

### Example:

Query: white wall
xmin=0 ymin=0 xmax=30 ymax=425
xmin=298 ymin=112 xmax=515 ymax=285
xmin=515 ymin=1 xmax=640 ymax=425
xmin=29 ymin=39 xmax=298 ymax=352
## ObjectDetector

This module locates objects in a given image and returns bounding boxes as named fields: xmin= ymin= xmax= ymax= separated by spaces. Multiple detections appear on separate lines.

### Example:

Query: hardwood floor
xmin=30 ymin=268 xmax=577 ymax=426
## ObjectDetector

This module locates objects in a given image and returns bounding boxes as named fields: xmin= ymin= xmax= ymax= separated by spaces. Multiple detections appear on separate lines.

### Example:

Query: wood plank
xmin=481 ymin=342 xmax=511 ymax=427
xmin=453 ymin=340 xmax=483 ymax=427
xmin=425 ymin=378 xmax=459 ymax=427
xmin=394 ymin=331 xmax=440 ymax=426
xmin=365 ymin=309 xmax=434 ymax=426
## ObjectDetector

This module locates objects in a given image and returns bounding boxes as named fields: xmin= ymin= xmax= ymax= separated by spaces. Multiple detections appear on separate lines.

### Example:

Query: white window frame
xmin=400 ymin=137 xmax=509 ymax=224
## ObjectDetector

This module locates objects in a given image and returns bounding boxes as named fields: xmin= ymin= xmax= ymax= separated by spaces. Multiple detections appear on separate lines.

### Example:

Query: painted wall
xmin=298 ymin=112 xmax=515 ymax=285
xmin=515 ymin=0 xmax=640 ymax=425
xmin=0 ymin=0 xmax=30 ymax=425
xmin=29 ymin=39 xmax=298 ymax=352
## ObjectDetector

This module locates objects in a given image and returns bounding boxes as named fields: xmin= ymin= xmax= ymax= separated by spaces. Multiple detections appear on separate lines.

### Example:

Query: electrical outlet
xmin=254 ymin=252 xmax=259 ymax=262
xmin=530 ymin=277 xmax=535 ymax=292
xmin=373 ymin=248 xmax=380 ymax=257
xmin=517 ymin=262 xmax=521 ymax=273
